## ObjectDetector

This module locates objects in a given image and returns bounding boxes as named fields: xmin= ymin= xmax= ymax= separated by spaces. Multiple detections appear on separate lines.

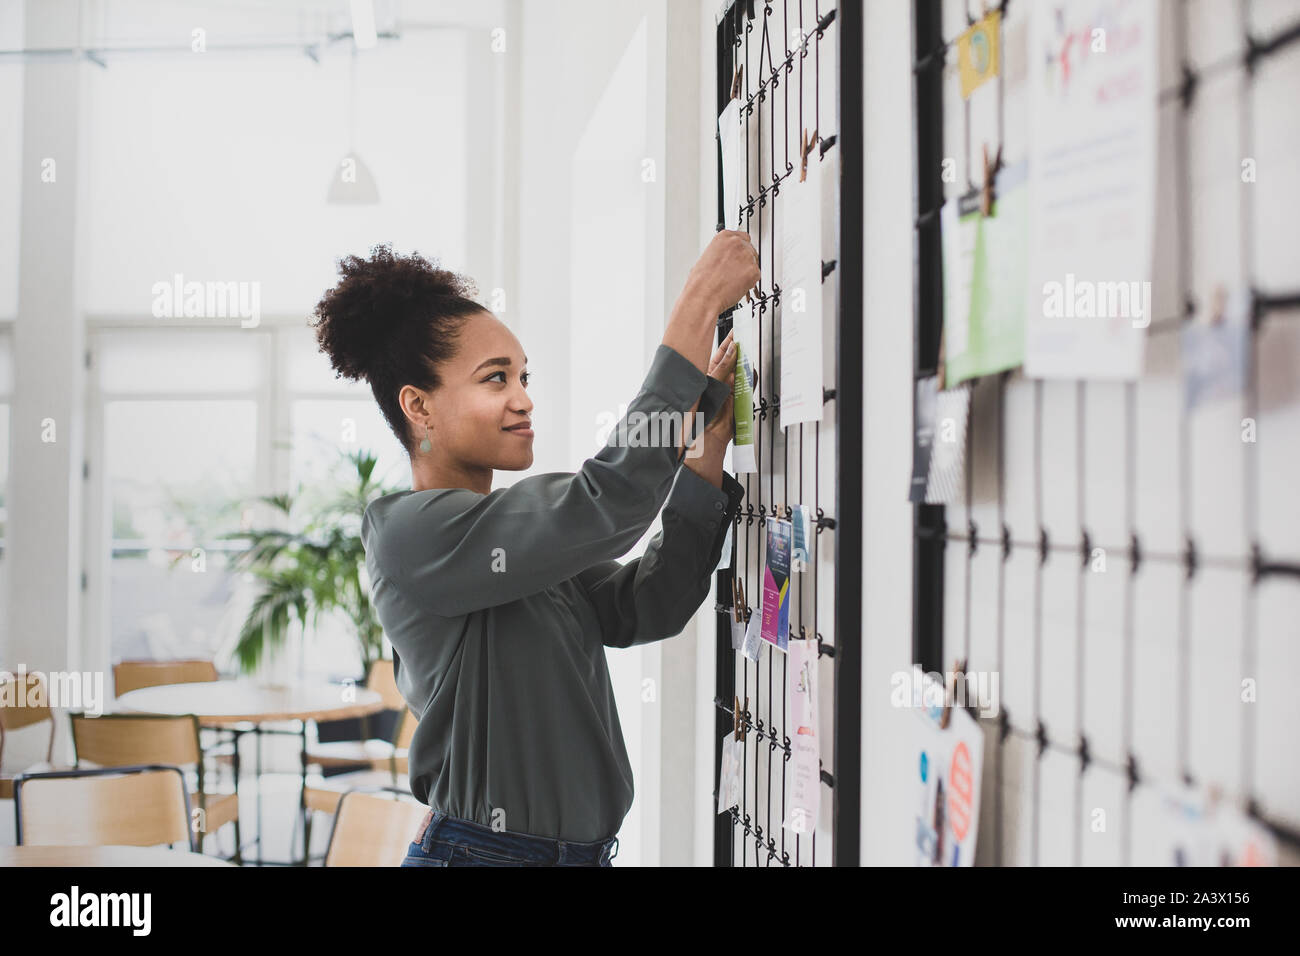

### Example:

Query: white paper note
xmin=779 ymin=155 xmax=826 ymax=428
xmin=718 ymin=96 xmax=761 ymax=230
xmin=783 ymin=637 xmax=820 ymax=835
xmin=1023 ymin=0 xmax=1158 ymax=379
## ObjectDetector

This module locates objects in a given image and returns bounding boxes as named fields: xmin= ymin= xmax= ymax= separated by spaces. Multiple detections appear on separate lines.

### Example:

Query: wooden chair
xmin=323 ymin=788 xmax=428 ymax=867
xmin=14 ymin=764 xmax=193 ymax=848
xmin=369 ymin=708 xmax=416 ymax=777
xmin=112 ymin=659 xmax=220 ymax=697
xmin=305 ymin=659 xmax=408 ymax=772
xmin=0 ymin=672 xmax=70 ymax=799
xmin=112 ymin=658 xmax=239 ymax=760
xmin=299 ymin=661 xmax=416 ymax=861
xmin=69 ymin=712 xmax=241 ymax=863
xmin=301 ymin=755 xmax=412 ymax=864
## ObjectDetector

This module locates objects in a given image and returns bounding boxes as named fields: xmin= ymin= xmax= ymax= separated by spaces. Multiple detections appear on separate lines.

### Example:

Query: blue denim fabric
xmin=401 ymin=809 xmax=620 ymax=867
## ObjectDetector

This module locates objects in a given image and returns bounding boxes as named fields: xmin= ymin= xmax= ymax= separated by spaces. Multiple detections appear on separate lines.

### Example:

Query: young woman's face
xmin=425 ymin=311 xmax=534 ymax=471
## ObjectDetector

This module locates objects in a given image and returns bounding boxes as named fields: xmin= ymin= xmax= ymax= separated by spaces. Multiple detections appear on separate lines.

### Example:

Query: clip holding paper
xmin=939 ymin=658 xmax=967 ymax=730
xmin=979 ymin=142 xmax=1003 ymax=218
xmin=799 ymin=126 xmax=819 ymax=181
xmin=730 ymin=63 xmax=744 ymax=101
xmin=733 ymin=694 xmax=750 ymax=742
xmin=732 ymin=578 xmax=747 ymax=623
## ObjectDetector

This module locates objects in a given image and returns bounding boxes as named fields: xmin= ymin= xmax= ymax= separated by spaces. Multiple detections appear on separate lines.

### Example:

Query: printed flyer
xmin=783 ymin=637 xmax=820 ymax=835
xmin=911 ymin=666 xmax=984 ymax=866
xmin=760 ymin=518 xmax=791 ymax=652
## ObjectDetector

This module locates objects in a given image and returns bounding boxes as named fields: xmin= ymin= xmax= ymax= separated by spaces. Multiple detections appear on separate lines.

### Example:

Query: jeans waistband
xmin=415 ymin=808 xmax=620 ymax=866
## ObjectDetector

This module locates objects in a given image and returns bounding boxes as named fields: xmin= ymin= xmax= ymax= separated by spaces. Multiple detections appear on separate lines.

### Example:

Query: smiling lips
xmin=504 ymin=422 xmax=533 ymax=437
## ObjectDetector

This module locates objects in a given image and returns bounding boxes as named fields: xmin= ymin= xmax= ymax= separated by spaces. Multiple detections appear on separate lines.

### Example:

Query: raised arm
xmin=363 ymin=232 xmax=759 ymax=619
xmin=578 ymin=466 xmax=745 ymax=648
xmin=366 ymin=343 xmax=722 ymax=616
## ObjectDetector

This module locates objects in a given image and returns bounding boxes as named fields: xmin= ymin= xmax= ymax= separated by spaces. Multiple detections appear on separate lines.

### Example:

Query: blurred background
xmin=0 ymin=0 xmax=721 ymax=865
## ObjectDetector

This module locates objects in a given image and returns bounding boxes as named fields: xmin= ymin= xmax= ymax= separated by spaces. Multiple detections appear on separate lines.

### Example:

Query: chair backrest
xmin=70 ymin=713 xmax=202 ymax=768
xmin=113 ymin=659 xmax=219 ymax=697
xmin=0 ymin=672 xmax=55 ymax=768
xmin=365 ymin=659 xmax=406 ymax=710
xmin=324 ymin=788 xmax=428 ymax=867
xmin=15 ymin=765 xmax=193 ymax=848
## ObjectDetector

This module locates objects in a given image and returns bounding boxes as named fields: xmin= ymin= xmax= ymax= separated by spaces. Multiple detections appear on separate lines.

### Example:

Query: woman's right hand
xmin=687 ymin=229 xmax=761 ymax=312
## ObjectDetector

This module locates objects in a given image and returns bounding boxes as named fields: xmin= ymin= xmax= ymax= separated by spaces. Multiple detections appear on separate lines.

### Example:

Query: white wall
xmin=515 ymin=0 xmax=706 ymax=868
xmin=859 ymin=0 xmax=918 ymax=866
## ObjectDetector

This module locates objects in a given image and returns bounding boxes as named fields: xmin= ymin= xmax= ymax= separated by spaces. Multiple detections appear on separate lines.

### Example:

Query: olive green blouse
xmin=362 ymin=343 xmax=745 ymax=842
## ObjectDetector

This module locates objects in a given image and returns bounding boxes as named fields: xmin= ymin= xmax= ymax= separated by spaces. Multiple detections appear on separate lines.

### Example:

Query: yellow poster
xmin=956 ymin=9 xmax=1000 ymax=99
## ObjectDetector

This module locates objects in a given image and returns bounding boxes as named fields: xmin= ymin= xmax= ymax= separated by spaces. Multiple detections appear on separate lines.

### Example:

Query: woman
xmin=311 ymin=232 xmax=759 ymax=866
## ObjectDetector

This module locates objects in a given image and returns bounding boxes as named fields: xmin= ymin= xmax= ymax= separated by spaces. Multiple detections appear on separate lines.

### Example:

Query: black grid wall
xmin=711 ymin=0 xmax=862 ymax=866
xmin=913 ymin=0 xmax=1300 ymax=866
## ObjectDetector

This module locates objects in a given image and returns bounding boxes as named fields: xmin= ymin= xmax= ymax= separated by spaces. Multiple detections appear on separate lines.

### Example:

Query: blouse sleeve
xmin=362 ymin=343 xmax=734 ymax=618
xmin=577 ymin=468 xmax=746 ymax=648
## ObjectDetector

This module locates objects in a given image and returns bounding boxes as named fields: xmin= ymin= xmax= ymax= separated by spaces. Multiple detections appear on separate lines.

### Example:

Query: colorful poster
xmin=956 ymin=8 xmax=1001 ymax=98
xmin=911 ymin=667 xmax=984 ymax=867
xmin=783 ymin=637 xmax=820 ymax=835
xmin=1024 ymin=0 xmax=1158 ymax=379
xmin=732 ymin=338 xmax=757 ymax=473
xmin=760 ymin=519 xmax=791 ymax=652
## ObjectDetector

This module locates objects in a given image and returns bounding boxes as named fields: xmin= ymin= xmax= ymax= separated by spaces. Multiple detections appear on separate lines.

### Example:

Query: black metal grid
xmin=711 ymin=0 xmax=861 ymax=867
xmin=913 ymin=0 xmax=1300 ymax=865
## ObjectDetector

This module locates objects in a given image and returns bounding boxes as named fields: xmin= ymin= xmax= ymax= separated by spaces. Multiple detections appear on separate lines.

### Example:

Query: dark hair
xmin=311 ymin=243 xmax=484 ymax=455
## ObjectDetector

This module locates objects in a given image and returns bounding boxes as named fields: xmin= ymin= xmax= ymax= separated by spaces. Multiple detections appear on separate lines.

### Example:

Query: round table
xmin=0 ymin=845 xmax=236 ymax=867
xmin=114 ymin=679 xmax=385 ymax=726
xmin=113 ymin=679 xmax=387 ymax=866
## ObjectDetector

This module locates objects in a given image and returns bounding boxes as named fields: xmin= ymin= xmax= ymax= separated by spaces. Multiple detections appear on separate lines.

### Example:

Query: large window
xmin=93 ymin=324 xmax=413 ymax=680
xmin=284 ymin=325 xmax=408 ymax=680
xmin=73 ymin=13 xmax=470 ymax=679
xmin=98 ymin=331 xmax=263 ymax=664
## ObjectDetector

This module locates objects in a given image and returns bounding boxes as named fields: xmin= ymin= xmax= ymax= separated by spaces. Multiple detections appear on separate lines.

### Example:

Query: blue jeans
xmin=401 ymin=808 xmax=620 ymax=867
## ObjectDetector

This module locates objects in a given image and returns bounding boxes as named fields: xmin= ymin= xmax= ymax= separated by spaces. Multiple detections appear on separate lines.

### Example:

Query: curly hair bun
xmin=311 ymin=242 xmax=480 ymax=384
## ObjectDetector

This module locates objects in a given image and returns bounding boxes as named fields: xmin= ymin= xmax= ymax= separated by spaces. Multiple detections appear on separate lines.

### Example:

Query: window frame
xmin=83 ymin=316 xmax=398 ymax=681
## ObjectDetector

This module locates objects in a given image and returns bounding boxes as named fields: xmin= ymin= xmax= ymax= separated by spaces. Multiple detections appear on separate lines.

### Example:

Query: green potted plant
xmin=221 ymin=448 xmax=398 ymax=686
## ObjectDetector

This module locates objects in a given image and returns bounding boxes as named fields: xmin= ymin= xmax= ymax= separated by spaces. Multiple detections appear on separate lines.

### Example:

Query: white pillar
xmin=7 ymin=0 xmax=85 ymax=700
xmin=645 ymin=0 xmax=703 ymax=868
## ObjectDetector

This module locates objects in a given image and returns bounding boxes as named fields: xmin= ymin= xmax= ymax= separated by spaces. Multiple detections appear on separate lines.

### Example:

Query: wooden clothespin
xmin=730 ymin=64 xmax=744 ymax=101
xmin=733 ymin=694 xmax=749 ymax=742
xmin=799 ymin=126 xmax=819 ymax=181
xmin=980 ymin=142 xmax=1003 ymax=217
xmin=731 ymin=577 xmax=747 ymax=623
xmin=939 ymin=658 xmax=967 ymax=730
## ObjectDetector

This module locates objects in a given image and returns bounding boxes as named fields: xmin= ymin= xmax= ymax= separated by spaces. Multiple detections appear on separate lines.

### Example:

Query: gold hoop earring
xmin=419 ymin=424 xmax=432 ymax=453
